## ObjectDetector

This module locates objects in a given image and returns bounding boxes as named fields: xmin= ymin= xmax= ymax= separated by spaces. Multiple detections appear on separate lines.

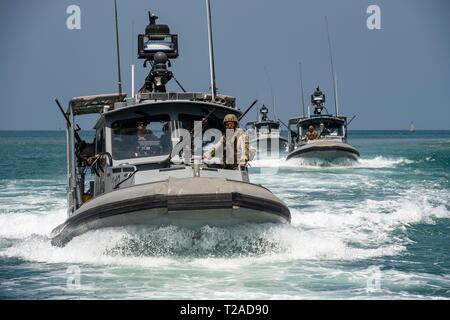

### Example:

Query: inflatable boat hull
xmin=50 ymin=177 xmax=290 ymax=246
xmin=287 ymin=141 xmax=360 ymax=162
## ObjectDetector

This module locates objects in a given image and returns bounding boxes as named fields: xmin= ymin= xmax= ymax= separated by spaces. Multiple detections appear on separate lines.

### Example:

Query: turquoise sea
xmin=0 ymin=130 xmax=449 ymax=299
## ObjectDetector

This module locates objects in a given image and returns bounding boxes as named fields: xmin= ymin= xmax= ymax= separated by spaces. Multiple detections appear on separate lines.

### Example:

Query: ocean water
xmin=0 ymin=130 xmax=449 ymax=299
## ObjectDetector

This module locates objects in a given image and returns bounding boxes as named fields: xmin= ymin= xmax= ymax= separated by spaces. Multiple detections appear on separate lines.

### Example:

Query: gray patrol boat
xmin=245 ymin=105 xmax=288 ymax=156
xmin=50 ymin=8 xmax=290 ymax=246
xmin=286 ymin=87 xmax=360 ymax=163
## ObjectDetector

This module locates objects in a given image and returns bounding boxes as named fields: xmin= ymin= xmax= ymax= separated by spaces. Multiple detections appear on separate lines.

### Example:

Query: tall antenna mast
xmin=131 ymin=20 xmax=135 ymax=98
xmin=114 ymin=0 xmax=122 ymax=95
xmin=325 ymin=16 xmax=339 ymax=116
xmin=334 ymin=72 xmax=339 ymax=116
xmin=206 ymin=0 xmax=217 ymax=100
xmin=264 ymin=67 xmax=276 ymax=118
xmin=299 ymin=61 xmax=306 ymax=117
xmin=273 ymin=95 xmax=277 ymax=119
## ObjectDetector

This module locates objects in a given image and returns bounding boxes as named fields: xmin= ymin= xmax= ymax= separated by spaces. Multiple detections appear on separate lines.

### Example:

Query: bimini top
xmin=69 ymin=93 xmax=127 ymax=115
xmin=288 ymin=115 xmax=347 ymax=126
xmin=68 ymin=92 xmax=236 ymax=116
xmin=138 ymin=92 xmax=236 ymax=109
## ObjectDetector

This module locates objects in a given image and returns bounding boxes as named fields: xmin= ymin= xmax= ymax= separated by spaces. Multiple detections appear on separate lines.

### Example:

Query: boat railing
xmin=319 ymin=134 xmax=343 ymax=140
xmin=297 ymin=134 xmax=344 ymax=146
xmin=137 ymin=92 xmax=236 ymax=108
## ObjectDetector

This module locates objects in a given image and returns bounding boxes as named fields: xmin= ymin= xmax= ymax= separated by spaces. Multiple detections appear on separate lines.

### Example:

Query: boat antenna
xmin=299 ymin=61 xmax=306 ymax=117
xmin=131 ymin=20 xmax=135 ymax=98
xmin=334 ymin=72 xmax=339 ymax=115
xmin=206 ymin=0 xmax=217 ymax=100
xmin=325 ymin=16 xmax=338 ymax=116
xmin=264 ymin=67 xmax=276 ymax=118
xmin=114 ymin=0 xmax=123 ymax=95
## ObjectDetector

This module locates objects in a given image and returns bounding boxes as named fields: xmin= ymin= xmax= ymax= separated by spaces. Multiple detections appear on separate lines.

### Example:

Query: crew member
xmin=136 ymin=121 xmax=158 ymax=141
xmin=204 ymin=114 xmax=254 ymax=169
xmin=319 ymin=123 xmax=330 ymax=138
xmin=305 ymin=125 xmax=318 ymax=141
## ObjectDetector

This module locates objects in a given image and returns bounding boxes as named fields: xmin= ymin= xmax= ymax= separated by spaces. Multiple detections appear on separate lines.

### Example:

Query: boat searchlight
xmin=138 ymin=12 xmax=178 ymax=60
xmin=260 ymin=105 xmax=269 ymax=121
xmin=138 ymin=12 xmax=179 ymax=93
xmin=311 ymin=86 xmax=326 ymax=115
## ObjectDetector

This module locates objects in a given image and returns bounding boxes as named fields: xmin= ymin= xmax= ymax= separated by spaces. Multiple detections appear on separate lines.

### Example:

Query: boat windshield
xmin=256 ymin=122 xmax=280 ymax=133
xmin=301 ymin=122 xmax=344 ymax=140
xmin=111 ymin=115 xmax=172 ymax=160
xmin=245 ymin=122 xmax=256 ymax=130
xmin=178 ymin=113 xmax=224 ymax=148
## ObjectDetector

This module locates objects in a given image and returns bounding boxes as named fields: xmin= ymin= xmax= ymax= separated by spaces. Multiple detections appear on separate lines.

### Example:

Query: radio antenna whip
xmin=299 ymin=62 xmax=306 ymax=117
xmin=325 ymin=16 xmax=339 ymax=116
xmin=264 ymin=67 xmax=276 ymax=118
xmin=206 ymin=0 xmax=217 ymax=100
xmin=114 ymin=0 xmax=123 ymax=95
xmin=131 ymin=20 xmax=135 ymax=98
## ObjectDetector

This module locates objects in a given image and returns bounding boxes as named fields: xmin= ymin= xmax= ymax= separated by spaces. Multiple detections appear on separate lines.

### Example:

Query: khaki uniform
xmin=306 ymin=130 xmax=318 ymax=141
xmin=204 ymin=129 xmax=254 ymax=169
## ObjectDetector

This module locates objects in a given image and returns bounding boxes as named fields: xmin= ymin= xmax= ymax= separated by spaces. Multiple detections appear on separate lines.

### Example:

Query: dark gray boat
xmin=286 ymin=87 xmax=360 ymax=163
xmin=50 ymin=8 xmax=290 ymax=246
xmin=245 ymin=105 xmax=288 ymax=156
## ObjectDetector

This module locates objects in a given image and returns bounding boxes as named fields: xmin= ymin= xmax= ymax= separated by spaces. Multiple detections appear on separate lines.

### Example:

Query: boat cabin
xmin=65 ymin=93 xmax=246 ymax=214
xmin=287 ymin=115 xmax=348 ymax=152
xmin=245 ymin=105 xmax=281 ymax=136
xmin=246 ymin=120 xmax=280 ymax=135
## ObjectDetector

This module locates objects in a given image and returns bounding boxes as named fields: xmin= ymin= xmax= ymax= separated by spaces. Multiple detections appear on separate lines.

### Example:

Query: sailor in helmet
xmin=305 ymin=125 xmax=319 ymax=141
xmin=204 ymin=114 xmax=255 ymax=169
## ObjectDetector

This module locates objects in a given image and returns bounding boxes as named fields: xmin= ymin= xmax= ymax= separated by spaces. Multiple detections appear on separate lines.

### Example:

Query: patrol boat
xmin=245 ymin=105 xmax=288 ymax=156
xmin=286 ymin=87 xmax=360 ymax=163
xmin=50 ymin=6 xmax=290 ymax=246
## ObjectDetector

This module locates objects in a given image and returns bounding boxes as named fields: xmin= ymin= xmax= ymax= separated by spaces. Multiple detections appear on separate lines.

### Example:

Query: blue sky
xmin=0 ymin=0 xmax=449 ymax=130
